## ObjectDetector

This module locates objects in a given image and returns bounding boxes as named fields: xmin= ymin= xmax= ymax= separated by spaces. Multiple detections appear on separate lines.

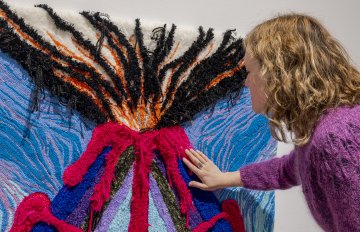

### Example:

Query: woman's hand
xmin=183 ymin=149 xmax=242 ymax=191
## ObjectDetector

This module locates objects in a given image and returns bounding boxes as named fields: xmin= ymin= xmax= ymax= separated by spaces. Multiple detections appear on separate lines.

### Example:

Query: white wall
xmin=8 ymin=0 xmax=360 ymax=231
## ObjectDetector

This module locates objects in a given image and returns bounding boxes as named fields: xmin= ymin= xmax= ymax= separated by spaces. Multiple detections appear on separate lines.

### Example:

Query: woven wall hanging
xmin=0 ymin=1 xmax=276 ymax=231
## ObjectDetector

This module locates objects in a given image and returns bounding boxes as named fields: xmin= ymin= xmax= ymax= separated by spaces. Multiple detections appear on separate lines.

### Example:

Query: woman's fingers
xmin=192 ymin=149 xmax=207 ymax=164
xmin=196 ymin=150 xmax=210 ymax=162
xmin=185 ymin=149 xmax=206 ymax=168
xmin=183 ymin=149 xmax=215 ymax=191
xmin=185 ymin=149 xmax=202 ymax=168
xmin=182 ymin=157 xmax=200 ymax=175
xmin=189 ymin=181 xmax=209 ymax=191
xmin=182 ymin=158 xmax=207 ymax=189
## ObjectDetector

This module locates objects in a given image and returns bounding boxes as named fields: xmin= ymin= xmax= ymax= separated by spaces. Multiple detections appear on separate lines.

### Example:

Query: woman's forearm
xmin=239 ymin=150 xmax=300 ymax=190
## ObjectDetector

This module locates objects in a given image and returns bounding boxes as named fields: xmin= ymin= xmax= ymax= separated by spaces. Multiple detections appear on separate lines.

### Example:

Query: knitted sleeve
xmin=315 ymin=122 xmax=360 ymax=231
xmin=239 ymin=150 xmax=301 ymax=190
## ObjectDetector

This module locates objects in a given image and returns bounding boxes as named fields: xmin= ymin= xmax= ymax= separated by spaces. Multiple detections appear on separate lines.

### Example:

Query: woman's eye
xmin=243 ymin=67 xmax=249 ymax=76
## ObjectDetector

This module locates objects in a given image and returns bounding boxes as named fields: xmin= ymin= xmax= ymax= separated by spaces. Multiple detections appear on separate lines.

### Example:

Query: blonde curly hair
xmin=244 ymin=13 xmax=360 ymax=145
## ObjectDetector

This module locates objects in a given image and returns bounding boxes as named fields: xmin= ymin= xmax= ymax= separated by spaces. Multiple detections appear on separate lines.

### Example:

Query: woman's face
xmin=244 ymin=50 xmax=268 ymax=114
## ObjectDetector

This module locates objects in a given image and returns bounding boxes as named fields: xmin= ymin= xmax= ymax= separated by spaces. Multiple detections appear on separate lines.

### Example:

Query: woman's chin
xmin=252 ymin=106 xmax=266 ymax=115
xmin=251 ymin=106 xmax=261 ymax=114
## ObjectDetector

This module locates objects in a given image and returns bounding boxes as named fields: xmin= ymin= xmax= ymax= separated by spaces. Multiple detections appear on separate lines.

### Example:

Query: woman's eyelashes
xmin=242 ymin=66 xmax=249 ymax=76
xmin=244 ymin=67 xmax=250 ymax=77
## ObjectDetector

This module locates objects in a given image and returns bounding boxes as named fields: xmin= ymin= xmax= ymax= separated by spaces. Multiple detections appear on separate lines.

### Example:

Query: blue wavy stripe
xmin=31 ymin=147 xmax=110 ymax=232
xmin=0 ymin=52 xmax=95 ymax=232
xmin=182 ymin=89 xmax=277 ymax=232
xmin=51 ymin=147 xmax=110 ymax=220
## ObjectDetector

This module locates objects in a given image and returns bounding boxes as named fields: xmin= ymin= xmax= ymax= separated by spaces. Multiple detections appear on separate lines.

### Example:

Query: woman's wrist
xmin=222 ymin=171 xmax=243 ymax=188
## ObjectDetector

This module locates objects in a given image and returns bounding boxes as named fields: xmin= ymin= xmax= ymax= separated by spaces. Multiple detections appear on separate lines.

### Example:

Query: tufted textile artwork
xmin=0 ymin=1 xmax=276 ymax=231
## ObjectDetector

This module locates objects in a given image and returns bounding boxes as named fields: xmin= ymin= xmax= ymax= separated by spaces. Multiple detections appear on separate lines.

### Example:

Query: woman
xmin=183 ymin=14 xmax=360 ymax=232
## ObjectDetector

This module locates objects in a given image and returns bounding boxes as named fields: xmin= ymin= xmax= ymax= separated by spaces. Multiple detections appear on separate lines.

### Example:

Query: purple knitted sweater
xmin=239 ymin=105 xmax=360 ymax=232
